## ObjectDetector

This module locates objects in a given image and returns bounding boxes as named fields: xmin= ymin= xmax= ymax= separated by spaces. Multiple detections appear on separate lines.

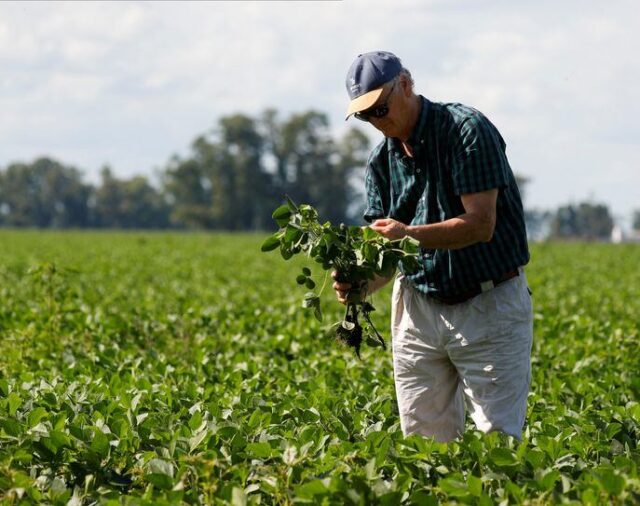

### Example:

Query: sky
xmin=1 ymin=0 xmax=638 ymax=228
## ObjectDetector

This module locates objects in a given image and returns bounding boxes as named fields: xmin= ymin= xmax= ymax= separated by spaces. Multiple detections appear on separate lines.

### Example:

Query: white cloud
xmin=0 ymin=0 xmax=638 ymax=222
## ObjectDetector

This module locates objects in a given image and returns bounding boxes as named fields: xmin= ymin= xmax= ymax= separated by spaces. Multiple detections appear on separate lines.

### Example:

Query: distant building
xmin=611 ymin=225 xmax=623 ymax=244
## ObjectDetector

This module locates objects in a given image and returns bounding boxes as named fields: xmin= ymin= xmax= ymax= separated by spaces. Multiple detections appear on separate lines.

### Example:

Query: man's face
xmin=362 ymin=77 xmax=409 ymax=139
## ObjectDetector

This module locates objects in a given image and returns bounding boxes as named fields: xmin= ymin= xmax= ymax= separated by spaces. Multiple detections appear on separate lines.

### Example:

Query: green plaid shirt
xmin=364 ymin=96 xmax=530 ymax=298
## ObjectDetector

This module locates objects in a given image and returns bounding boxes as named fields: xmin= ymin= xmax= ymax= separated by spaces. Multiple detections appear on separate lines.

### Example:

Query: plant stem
xmin=317 ymin=270 xmax=329 ymax=297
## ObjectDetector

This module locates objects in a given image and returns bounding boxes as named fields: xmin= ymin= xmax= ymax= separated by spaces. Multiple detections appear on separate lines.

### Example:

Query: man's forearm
xmin=370 ymin=190 xmax=498 ymax=249
xmin=407 ymin=213 xmax=494 ymax=250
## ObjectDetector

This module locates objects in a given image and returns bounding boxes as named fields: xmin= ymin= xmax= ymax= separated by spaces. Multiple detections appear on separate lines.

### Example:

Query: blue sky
xmin=1 ymin=1 xmax=638 ymax=227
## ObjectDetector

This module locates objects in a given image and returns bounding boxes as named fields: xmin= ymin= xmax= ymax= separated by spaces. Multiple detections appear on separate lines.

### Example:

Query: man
xmin=333 ymin=51 xmax=533 ymax=442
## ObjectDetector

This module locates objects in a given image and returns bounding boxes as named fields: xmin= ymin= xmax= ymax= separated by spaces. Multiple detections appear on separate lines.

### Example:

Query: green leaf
xmin=284 ymin=225 xmax=303 ymax=244
xmin=12 ymin=449 xmax=32 ymax=463
xmin=305 ymin=278 xmax=316 ymax=289
xmin=260 ymin=235 xmax=280 ymax=252
xmin=146 ymin=473 xmax=173 ymax=490
xmin=302 ymin=267 xmax=311 ymax=276
xmin=348 ymin=225 xmax=363 ymax=237
xmin=90 ymin=429 xmax=110 ymax=458
xmin=231 ymin=487 xmax=247 ymax=506
xmin=273 ymin=205 xmax=293 ymax=227
xmin=0 ymin=418 xmax=22 ymax=437
xmin=313 ymin=304 xmax=323 ymax=322
xmin=365 ymin=335 xmax=382 ymax=348
xmin=537 ymin=469 xmax=559 ymax=491
xmin=296 ymin=275 xmax=307 ymax=285
xmin=272 ymin=204 xmax=292 ymax=221
xmin=488 ymin=448 xmax=518 ymax=467
xmin=8 ymin=392 xmax=21 ymax=416
xmin=597 ymin=469 xmax=625 ymax=495
xmin=363 ymin=243 xmax=378 ymax=263
xmin=525 ymin=447 xmax=546 ymax=468
xmin=28 ymin=407 xmax=48 ymax=427
xmin=189 ymin=410 xmax=203 ymax=430
xmin=362 ymin=227 xmax=379 ymax=241
xmin=146 ymin=458 xmax=175 ymax=488
xmin=296 ymin=479 xmax=329 ymax=498
xmin=280 ymin=246 xmax=293 ymax=260
xmin=409 ymin=490 xmax=438 ymax=505
xmin=467 ymin=474 xmax=482 ymax=497
xmin=298 ymin=204 xmax=317 ymax=220
xmin=605 ymin=422 xmax=621 ymax=439
xmin=246 ymin=442 xmax=272 ymax=459
xmin=379 ymin=251 xmax=398 ymax=277
xmin=302 ymin=294 xmax=320 ymax=309
xmin=189 ymin=429 xmax=209 ymax=452
xmin=439 ymin=476 xmax=470 ymax=498
xmin=399 ymin=236 xmax=420 ymax=254
xmin=44 ymin=430 xmax=71 ymax=454
xmin=401 ymin=255 xmax=421 ymax=274
xmin=247 ymin=409 xmax=262 ymax=429
xmin=0 ymin=379 xmax=8 ymax=397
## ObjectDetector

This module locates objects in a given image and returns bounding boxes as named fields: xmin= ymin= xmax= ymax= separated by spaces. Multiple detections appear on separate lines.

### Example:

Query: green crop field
xmin=0 ymin=231 xmax=638 ymax=505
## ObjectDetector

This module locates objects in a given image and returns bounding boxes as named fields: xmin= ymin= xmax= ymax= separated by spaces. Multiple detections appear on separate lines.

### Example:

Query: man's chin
xmin=377 ymin=125 xmax=395 ymax=138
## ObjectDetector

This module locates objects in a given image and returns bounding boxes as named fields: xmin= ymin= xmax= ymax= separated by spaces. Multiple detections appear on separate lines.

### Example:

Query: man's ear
xmin=399 ymin=75 xmax=412 ymax=97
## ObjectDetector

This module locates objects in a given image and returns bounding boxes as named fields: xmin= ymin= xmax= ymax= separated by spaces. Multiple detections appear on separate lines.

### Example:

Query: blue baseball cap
xmin=345 ymin=51 xmax=402 ymax=119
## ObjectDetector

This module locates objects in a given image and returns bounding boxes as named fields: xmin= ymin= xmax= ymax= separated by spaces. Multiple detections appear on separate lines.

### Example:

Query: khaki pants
xmin=391 ymin=271 xmax=534 ymax=442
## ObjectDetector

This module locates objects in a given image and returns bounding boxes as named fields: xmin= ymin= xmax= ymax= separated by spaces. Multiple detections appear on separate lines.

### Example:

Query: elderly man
xmin=333 ymin=51 xmax=533 ymax=442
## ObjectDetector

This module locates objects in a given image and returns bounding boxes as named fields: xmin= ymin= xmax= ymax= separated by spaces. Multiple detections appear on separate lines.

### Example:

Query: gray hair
xmin=399 ymin=67 xmax=415 ymax=90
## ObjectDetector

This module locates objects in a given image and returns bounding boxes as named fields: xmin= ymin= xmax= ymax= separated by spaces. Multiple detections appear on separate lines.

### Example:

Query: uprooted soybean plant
xmin=261 ymin=198 xmax=420 ymax=357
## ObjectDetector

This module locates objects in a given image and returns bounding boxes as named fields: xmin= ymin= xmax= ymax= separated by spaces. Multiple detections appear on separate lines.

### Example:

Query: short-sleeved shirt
xmin=363 ymin=96 xmax=529 ymax=299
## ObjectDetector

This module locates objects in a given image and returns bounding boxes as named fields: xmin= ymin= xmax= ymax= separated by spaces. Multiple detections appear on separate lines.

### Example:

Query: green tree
xmin=217 ymin=114 xmax=271 ymax=229
xmin=160 ymin=108 xmax=370 ymax=230
xmin=266 ymin=111 xmax=368 ymax=224
xmin=332 ymin=128 xmax=371 ymax=223
xmin=549 ymin=202 xmax=614 ymax=240
xmin=162 ymin=150 xmax=215 ymax=229
xmin=632 ymin=210 xmax=640 ymax=232
xmin=0 ymin=157 xmax=90 ymax=227
xmin=163 ymin=114 xmax=271 ymax=230
xmin=92 ymin=167 xmax=169 ymax=228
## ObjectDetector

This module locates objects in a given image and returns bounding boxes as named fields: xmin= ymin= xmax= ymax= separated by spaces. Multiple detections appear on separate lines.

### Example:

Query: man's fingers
xmin=333 ymin=281 xmax=351 ymax=291
xmin=370 ymin=224 xmax=390 ymax=237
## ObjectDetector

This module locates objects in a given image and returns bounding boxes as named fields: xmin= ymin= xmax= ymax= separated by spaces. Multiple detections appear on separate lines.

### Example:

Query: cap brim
xmin=345 ymin=87 xmax=384 ymax=120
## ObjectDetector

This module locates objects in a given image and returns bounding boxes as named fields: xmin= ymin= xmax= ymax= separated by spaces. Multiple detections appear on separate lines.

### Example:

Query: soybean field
xmin=0 ymin=231 xmax=639 ymax=505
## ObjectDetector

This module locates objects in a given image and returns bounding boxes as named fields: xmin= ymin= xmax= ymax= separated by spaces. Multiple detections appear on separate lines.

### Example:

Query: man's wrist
xmin=405 ymin=224 xmax=418 ymax=239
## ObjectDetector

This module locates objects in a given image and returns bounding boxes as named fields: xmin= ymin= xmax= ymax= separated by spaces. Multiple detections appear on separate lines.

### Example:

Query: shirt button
xmin=416 ymin=169 xmax=421 ymax=173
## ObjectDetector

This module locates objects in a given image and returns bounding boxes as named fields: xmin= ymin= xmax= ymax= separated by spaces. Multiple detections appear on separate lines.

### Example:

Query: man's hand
xmin=370 ymin=218 xmax=409 ymax=240
xmin=332 ymin=271 xmax=367 ymax=305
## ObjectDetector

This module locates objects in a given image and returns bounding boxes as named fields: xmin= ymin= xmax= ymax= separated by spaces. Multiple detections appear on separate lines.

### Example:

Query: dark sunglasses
xmin=354 ymin=80 xmax=397 ymax=122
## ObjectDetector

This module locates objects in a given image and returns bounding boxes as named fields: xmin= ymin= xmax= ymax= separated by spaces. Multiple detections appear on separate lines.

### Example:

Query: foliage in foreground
xmin=262 ymin=199 xmax=419 ymax=357
xmin=0 ymin=232 xmax=638 ymax=505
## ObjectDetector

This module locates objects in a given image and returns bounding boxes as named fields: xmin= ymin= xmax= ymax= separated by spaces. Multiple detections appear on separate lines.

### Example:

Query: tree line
xmin=0 ymin=108 xmax=631 ymax=240
xmin=0 ymin=110 xmax=370 ymax=230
